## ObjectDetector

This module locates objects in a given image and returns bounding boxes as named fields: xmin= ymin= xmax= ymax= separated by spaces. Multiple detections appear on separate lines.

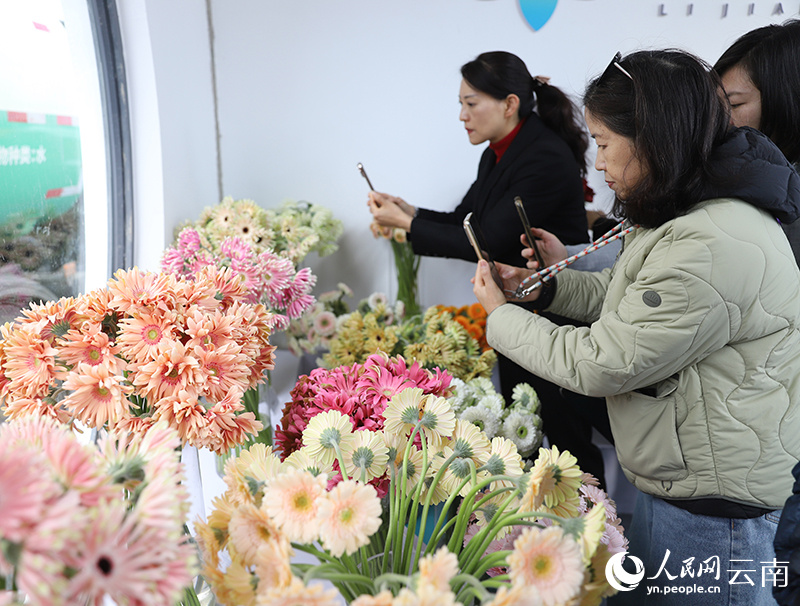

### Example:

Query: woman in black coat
xmin=367 ymin=51 xmax=613 ymax=485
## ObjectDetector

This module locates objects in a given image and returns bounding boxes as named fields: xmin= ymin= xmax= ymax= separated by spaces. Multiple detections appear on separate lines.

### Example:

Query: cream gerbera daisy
xmin=519 ymin=455 xmax=557 ymax=513
xmin=316 ymin=480 xmax=382 ymax=557
xmin=281 ymin=447 xmax=334 ymax=477
xmin=538 ymin=446 xmax=583 ymax=518
xmin=575 ymin=502 xmax=607 ymax=566
xmin=264 ymin=468 xmax=326 ymax=543
xmin=479 ymin=436 xmax=524 ymax=490
xmin=341 ymin=429 xmax=389 ymax=483
xmin=484 ymin=584 xmax=543 ymax=606
xmin=227 ymin=502 xmax=287 ymax=567
xmin=302 ymin=410 xmax=354 ymax=468
xmin=253 ymin=539 xmax=294 ymax=594
xmin=507 ymin=526 xmax=584 ymax=606
xmin=383 ymin=388 xmax=456 ymax=451
xmin=256 ymin=576 xmax=342 ymax=606
xmin=418 ymin=546 xmax=459 ymax=593
xmin=351 ymin=589 xmax=394 ymax=606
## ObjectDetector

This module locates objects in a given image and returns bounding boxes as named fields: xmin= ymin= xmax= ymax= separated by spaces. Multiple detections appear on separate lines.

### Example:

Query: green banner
xmin=0 ymin=110 xmax=82 ymax=233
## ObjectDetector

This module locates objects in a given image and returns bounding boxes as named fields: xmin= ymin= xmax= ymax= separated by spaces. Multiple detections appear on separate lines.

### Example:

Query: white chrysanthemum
xmin=502 ymin=411 xmax=542 ymax=457
xmin=341 ymin=429 xmax=389 ymax=482
xmin=478 ymin=393 xmax=505 ymax=417
xmin=470 ymin=376 xmax=496 ymax=397
xmin=367 ymin=292 xmax=388 ymax=310
xmin=512 ymin=382 xmax=541 ymax=414
xmin=459 ymin=404 xmax=501 ymax=439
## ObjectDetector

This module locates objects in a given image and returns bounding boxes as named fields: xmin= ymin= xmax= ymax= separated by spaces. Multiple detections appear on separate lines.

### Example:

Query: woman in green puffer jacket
xmin=473 ymin=49 xmax=800 ymax=606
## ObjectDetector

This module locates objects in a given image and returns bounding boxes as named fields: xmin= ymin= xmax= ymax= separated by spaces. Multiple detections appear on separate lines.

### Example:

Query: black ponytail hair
xmin=461 ymin=51 xmax=589 ymax=175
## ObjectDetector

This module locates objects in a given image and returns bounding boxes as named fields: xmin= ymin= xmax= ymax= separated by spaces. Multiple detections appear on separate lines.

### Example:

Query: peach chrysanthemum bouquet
xmin=0 ymin=265 xmax=275 ymax=454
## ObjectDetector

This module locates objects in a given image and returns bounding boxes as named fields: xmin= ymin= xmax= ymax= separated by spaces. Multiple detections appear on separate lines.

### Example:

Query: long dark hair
xmin=583 ymin=49 xmax=730 ymax=228
xmin=713 ymin=19 xmax=800 ymax=164
xmin=461 ymin=51 xmax=589 ymax=175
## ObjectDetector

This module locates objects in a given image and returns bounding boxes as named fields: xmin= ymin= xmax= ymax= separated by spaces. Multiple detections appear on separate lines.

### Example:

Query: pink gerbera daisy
xmin=265 ymin=468 xmax=327 ymax=543
xmin=507 ymin=526 xmax=585 ymax=606
xmin=57 ymin=321 xmax=119 ymax=375
xmin=194 ymin=344 xmax=249 ymax=402
xmin=0 ymin=441 xmax=55 ymax=542
xmin=316 ymin=479 xmax=382 ymax=557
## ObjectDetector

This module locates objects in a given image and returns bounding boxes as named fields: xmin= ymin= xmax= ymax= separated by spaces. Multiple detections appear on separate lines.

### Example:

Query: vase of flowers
xmin=194 ymin=380 xmax=627 ymax=605
xmin=0 ymin=417 xmax=196 ymax=605
xmin=322 ymin=300 xmax=496 ymax=383
xmin=371 ymin=222 xmax=421 ymax=318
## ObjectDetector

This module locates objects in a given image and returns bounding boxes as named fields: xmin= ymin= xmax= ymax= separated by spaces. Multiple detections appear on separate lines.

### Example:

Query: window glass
xmin=0 ymin=0 xmax=109 ymax=323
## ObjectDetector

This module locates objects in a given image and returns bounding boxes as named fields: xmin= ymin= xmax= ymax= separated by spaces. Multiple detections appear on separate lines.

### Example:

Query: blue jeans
xmin=608 ymin=492 xmax=782 ymax=606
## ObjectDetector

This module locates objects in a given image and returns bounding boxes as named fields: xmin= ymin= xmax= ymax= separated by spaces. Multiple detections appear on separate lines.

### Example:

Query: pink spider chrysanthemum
xmin=61 ymin=361 xmax=134 ymax=428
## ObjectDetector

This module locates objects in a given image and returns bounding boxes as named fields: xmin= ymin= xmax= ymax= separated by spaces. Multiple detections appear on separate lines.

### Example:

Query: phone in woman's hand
xmin=514 ymin=196 xmax=545 ymax=268
xmin=463 ymin=212 xmax=503 ymax=289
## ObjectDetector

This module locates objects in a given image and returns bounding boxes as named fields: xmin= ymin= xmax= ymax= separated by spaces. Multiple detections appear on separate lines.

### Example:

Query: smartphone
xmin=514 ymin=196 xmax=545 ymax=269
xmin=463 ymin=212 xmax=503 ymax=288
xmin=357 ymin=162 xmax=375 ymax=191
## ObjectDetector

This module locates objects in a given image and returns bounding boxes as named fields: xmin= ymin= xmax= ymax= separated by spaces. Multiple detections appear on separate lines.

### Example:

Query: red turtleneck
xmin=489 ymin=118 xmax=525 ymax=164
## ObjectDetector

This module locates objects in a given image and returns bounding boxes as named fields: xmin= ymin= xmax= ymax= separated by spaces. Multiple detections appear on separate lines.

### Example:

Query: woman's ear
xmin=505 ymin=94 xmax=520 ymax=119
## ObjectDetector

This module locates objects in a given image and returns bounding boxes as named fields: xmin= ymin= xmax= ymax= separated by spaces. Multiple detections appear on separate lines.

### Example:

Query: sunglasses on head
xmin=599 ymin=51 xmax=634 ymax=84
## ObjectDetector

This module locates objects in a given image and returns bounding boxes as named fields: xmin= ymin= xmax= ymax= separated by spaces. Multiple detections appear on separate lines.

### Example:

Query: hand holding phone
xmin=463 ymin=212 xmax=503 ymax=289
xmin=514 ymin=196 xmax=545 ymax=268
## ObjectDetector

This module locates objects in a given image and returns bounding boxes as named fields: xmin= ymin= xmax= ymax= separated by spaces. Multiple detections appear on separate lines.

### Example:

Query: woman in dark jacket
xmin=367 ymin=51 xmax=613 ymax=485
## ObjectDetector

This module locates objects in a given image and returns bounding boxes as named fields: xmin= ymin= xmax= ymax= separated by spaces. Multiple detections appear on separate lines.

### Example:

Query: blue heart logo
xmin=518 ymin=0 xmax=559 ymax=31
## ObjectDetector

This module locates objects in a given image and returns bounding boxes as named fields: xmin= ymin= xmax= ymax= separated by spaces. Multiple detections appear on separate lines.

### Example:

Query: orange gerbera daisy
xmin=61 ymin=362 xmax=134 ymax=427
xmin=1 ymin=394 xmax=70 ymax=423
xmin=184 ymin=307 xmax=238 ymax=351
xmin=132 ymin=340 xmax=202 ymax=401
xmin=16 ymin=296 xmax=84 ymax=343
xmin=106 ymin=266 xmax=178 ymax=316
xmin=2 ymin=322 xmax=59 ymax=398
xmin=152 ymin=388 xmax=209 ymax=446
xmin=116 ymin=311 xmax=178 ymax=365
xmin=194 ymin=344 xmax=250 ymax=402
xmin=57 ymin=322 xmax=119 ymax=374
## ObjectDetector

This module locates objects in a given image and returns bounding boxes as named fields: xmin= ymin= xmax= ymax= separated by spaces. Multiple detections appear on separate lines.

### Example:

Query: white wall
xmin=128 ymin=0 xmax=797 ymax=305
